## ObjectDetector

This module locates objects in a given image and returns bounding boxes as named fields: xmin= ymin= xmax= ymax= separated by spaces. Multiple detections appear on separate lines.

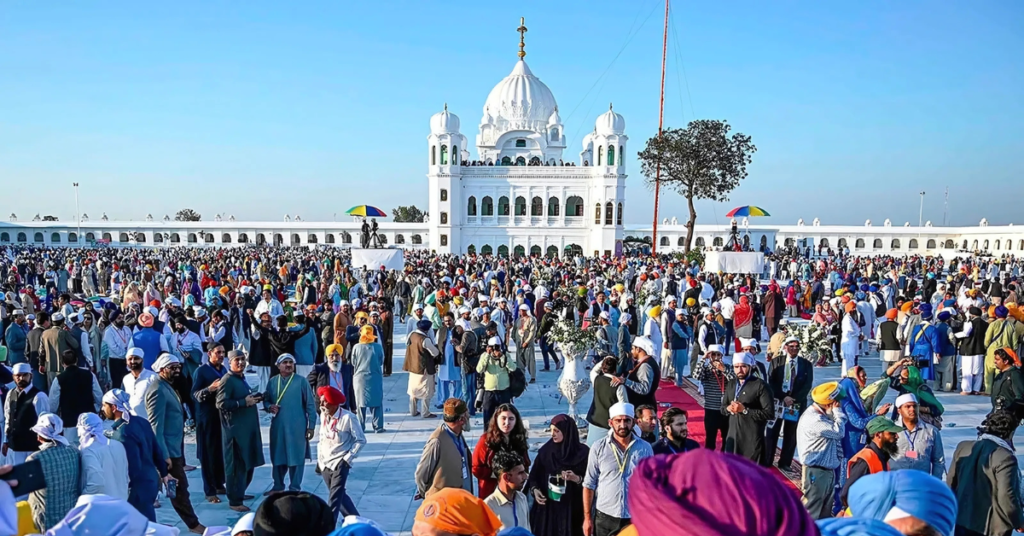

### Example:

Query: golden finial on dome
xmin=517 ymin=17 xmax=528 ymax=59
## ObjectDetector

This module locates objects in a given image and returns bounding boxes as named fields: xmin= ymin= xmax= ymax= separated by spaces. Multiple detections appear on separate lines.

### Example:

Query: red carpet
xmin=656 ymin=378 xmax=802 ymax=494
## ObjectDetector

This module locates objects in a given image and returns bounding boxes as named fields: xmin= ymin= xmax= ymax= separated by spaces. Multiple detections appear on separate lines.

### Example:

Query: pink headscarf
xmin=627 ymin=450 xmax=817 ymax=536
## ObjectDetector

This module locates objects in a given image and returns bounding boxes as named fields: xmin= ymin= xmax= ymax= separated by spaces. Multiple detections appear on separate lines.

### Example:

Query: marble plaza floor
xmin=161 ymin=324 xmax=1024 ymax=533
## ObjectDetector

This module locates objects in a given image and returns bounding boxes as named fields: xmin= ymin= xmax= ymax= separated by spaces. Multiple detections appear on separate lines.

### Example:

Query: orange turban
xmin=415 ymin=488 xmax=501 ymax=536
xmin=885 ymin=308 xmax=898 ymax=320
xmin=359 ymin=325 xmax=377 ymax=344
xmin=845 ymin=301 xmax=857 ymax=313
xmin=900 ymin=301 xmax=914 ymax=313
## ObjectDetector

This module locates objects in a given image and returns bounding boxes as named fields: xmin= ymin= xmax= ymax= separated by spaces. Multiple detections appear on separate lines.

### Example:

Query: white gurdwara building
xmin=3 ymin=20 xmax=1023 ymax=258
xmin=426 ymin=19 xmax=626 ymax=258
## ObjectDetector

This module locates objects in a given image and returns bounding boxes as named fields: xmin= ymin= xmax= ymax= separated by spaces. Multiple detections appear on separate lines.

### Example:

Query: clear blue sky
xmin=2 ymin=1 xmax=1021 ymax=227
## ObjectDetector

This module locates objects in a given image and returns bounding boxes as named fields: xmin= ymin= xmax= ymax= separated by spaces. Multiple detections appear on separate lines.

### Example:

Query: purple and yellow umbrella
xmin=345 ymin=205 xmax=387 ymax=218
xmin=726 ymin=205 xmax=771 ymax=218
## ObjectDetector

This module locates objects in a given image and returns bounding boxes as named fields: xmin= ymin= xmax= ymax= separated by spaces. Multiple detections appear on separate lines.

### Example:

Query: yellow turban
xmin=359 ymin=325 xmax=377 ymax=344
xmin=326 ymin=344 xmax=343 ymax=355
xmin=648 ymin=305 xmax=662 ymax=318
xmin=685 ymin=298 xmax=696 ymax=307
xmin=811 ymin=381 xmax=840 ymax=406
xmin=355 ymin=311 xmax=369 ymax=321
xmin=613 ymin=284 xmax=625 ymax=293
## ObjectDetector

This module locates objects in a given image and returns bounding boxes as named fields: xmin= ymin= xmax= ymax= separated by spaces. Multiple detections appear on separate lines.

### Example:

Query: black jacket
xmin=766 ymin=356 xmax=813 ymax=412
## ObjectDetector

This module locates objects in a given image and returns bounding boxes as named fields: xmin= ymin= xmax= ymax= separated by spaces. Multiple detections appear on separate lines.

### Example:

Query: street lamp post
xmin=73 ymin=183 xmax=81 ymax=243
xmin=919 ymin=191 xmax=925 ymax=228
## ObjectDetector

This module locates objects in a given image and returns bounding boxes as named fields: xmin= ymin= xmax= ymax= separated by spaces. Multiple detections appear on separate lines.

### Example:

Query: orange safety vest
xmin=847 ymin=446 xmax=885 ymax=477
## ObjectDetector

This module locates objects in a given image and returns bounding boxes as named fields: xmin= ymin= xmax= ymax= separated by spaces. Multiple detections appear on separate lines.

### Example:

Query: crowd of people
xmin=0 ymin=244 xmax=1021 ymax=536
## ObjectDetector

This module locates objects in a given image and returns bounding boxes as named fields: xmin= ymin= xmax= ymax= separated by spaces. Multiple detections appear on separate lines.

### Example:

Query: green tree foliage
xmin=637 ymin=120 xmax=756 ymax=252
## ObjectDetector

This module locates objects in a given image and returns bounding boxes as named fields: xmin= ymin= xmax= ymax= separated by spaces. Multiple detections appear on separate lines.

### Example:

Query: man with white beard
xmin=308 ymin=344 xmax=348 ymax=412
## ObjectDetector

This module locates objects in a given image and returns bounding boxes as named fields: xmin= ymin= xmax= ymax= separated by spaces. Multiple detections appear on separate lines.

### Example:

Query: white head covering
xmin=631 ymin=335 xmax=655 ymax=356
xmin=487 ymin=336 xmax=502 ymax=347
xmin=599 ymin=311 xmax=610 ymax=320
xmin=706 ymin=344 xmax=725 ymax=356
xmin=48 ymin=494 xmax=180 ymax=536
xmin=127 ymin=347 xmax=144 ymax=359
xmin=413 ymin=303 xmax=424 ymax=311
xmin=151 ymin=353 xmax=179 ymax=372
xmin=675 ymin=308 xmax=685 ymax=316
xmin=339 ymin=300 xmax=350 ymax=307
xmin=895 ymin=393 xmax=918 ymax=408
xmin=732 ymin=352 xmax=756 ymax=366
xmin=231 ymin=512 xmax=256 ymax=535
xmin=167 ymin=296 xmax=182 ymax=307
xmin=102 ymin=389 xmax=132 ymax=423
xmin=783 ymin=335 xmax=800 ymax=345
xmin=11 ymin=309 xmax=23 ymax=316
xmin=739 ymin=338 xmax=758 ymax=350
xmin=620 ymin=313 xmax=632 ymax=323
xmin=275 ymin=353 xmax=296 ymax=365
xmin=31 ymin=413 xmax=70 ymax=445
xmin=12 ymin=363 xmax=32 ymax=375
xmin=609 ymin=402 xmax=635 ymax=419
xmin=77 ymin=412 xmax=108 ymax=448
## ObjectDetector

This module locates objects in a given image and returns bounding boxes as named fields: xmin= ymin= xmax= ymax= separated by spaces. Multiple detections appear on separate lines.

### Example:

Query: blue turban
xmin=859 ymin=284 xmax=869 ymax=292
xmin=416 ymin=319 xmax=433 ymax=332
xmin=869 ymin=285 xmax=878 ymax=292
xmin=817 ymin=518 xmax=902 ymax=536
xmin=996 ymin=306 xmax=1009 ymax=319
xmin=921 ymin=309 xmax=934 ymax=320
xmin=497 ymin=529 xmax=533 ymax=536
xmin=937 ymin=310 xmax=952 ymax=321
xmin=927 ymin=272 xmax=935 ymax=279
xmin=848 ymin=471 xmax=957 ymax=536
xmin=856 ymin=291 xmax=866 ymax=300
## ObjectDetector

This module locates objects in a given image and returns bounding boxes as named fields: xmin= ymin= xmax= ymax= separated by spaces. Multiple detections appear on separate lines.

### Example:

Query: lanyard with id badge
xmin=445 ymin=427 xmax=470 ymax=479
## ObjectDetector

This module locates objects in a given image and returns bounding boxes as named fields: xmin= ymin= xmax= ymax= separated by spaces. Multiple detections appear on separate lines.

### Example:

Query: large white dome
xmin=482 ymin=60 xmax=558 ymax=124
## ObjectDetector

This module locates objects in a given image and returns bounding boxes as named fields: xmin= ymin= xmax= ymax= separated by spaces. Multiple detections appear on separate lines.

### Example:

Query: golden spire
xmin=517 ymin=17 xmax=528 ymax=59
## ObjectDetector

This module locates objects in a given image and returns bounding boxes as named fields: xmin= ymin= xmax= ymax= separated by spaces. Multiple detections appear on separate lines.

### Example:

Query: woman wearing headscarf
xmin=886 ymin=363 xmax=944 ymax=429
xmin=526 ymin=414 xmax=589 ymax=536
xmin=835 ymin=366 xmax=891 ymax=516
xmin=350 ymin=325 xmax=385 ymax=433
xmin=623 ymin=449 xmax=817 ymax=536
xmin=77 ymin=412 xmax=130 ymax=500
xmin=733 ymin=295 xmax=753 ymax=341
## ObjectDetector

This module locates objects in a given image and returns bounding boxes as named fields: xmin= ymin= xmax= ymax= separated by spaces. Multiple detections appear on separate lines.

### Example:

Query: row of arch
xmin=430 ymin=144 xmax=459 ymax=166
xmin=468 ymin=195 xmax=588 ymax=218
xmin=0 ymin=231 xmax=424 ymax=246
xmin=464 ymin=244 xmax=584 ymax=258
xmin=595 ymin=145 xmax=623 ymax=166
xmin=466 ymin=196 xmax=622 ymax=225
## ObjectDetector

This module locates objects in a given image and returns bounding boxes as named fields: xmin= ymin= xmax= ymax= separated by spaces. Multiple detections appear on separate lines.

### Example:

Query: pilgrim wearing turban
xmin=876 ymin=309 xmax=902 ymax=364
xmin=350 ymin=324 xmax=386 ymax=433
xmin=984 ymin=306 xmax=1021 ymax=394
xmin=625 ymin=449 xmax=818 ymax=536
xmin=404 ymin=318 xmax=440 ymax=418
xmin=840 ymin=301 xmax=862 ymax=377
xmin=721 ymin=351 xmax=774 ymax=463
xmin=848 ymin=471 xmax=956 ymax=536
xmin=77 ymin=412 xmax=130 ymax=500
xmin=415 ymin=488 xmax=502 ymax=536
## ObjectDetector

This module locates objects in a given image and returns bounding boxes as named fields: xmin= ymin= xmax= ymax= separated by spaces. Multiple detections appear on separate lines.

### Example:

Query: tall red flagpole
xmin=651 ymin=0 xmax=669 ymax=255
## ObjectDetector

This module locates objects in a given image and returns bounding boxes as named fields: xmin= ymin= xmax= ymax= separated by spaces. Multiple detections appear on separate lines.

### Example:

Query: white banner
xmin=350 ymin=248 xmax=405 ymax=271
xmin=704 ymin=251 xmax=765 ymax=274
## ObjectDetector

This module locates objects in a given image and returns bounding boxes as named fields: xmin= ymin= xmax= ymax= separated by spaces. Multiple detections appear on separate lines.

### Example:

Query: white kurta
xmin=80 ymin=439 xmax=130 ymax=500
xmin=840 ymin=314 xmax=861 ymax=376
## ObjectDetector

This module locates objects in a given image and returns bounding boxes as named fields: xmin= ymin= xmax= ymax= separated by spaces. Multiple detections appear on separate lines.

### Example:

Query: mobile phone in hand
xmin=1 ymin=459 xmax=46 ymax=496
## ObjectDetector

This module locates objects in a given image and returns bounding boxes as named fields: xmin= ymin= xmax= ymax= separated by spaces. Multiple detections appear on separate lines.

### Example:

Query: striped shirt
xmin=693 ymin=359 xmax=734 ymax=411
xmin=796 ymin=405 xmax=847 ymax=470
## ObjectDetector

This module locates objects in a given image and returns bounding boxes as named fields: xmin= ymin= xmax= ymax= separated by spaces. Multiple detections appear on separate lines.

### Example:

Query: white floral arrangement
xmin=548 ymin=318 xmax=599 ymax=358
xmin=780 ymin=322 xmax=831 ymax=361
